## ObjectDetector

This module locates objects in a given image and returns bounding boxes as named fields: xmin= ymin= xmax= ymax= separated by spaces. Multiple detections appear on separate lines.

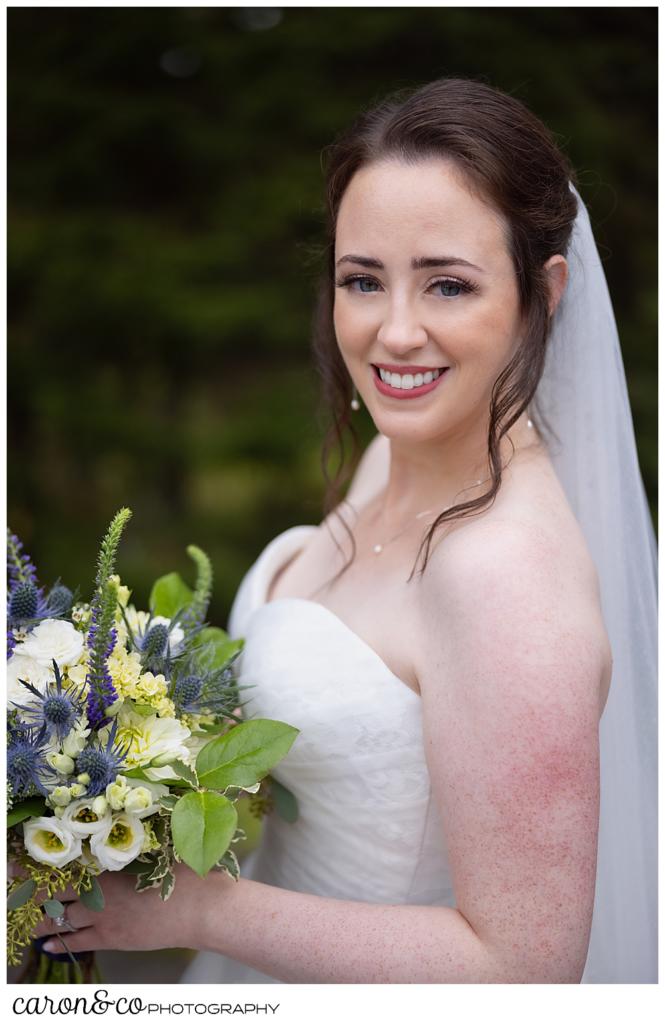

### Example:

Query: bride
xmin=37 ymin=78 xmax=657 ymax=984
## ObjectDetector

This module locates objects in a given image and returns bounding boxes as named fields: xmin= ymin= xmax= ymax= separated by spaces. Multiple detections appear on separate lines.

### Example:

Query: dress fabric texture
xmin=180 ymin=524 xmax=456 ymax=985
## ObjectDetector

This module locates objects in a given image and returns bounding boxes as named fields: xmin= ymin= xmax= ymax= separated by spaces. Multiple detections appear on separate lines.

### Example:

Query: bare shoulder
xmin=416 ymin=509 xmax=607 ymax=980
xmin=415 ymin=508 xmax=612 ymax=716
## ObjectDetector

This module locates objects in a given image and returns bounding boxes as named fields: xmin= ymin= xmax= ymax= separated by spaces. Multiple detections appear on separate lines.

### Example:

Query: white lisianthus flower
xmin=123 ymin=778 xmax=169 ymax=817
xmin=61 ymin=717 xmax=91 ymax=759
xmin=106 ymin=776 xmax=131 ymax=810
xmin=46 ymin=752 xmax=75 ymax=775
xmin=20 ymin=619 xmax=84 ymax=669
xmin=6 ymin=654 xmax=54 ymax=706
xmin=90 ymin=813 xmax=145 ymax=871
xmin=61 ymin=797 xmax=113 ymax=837
xmin=48 ymin=787 xmax=73 ymax=808
xmin=23 ymin=817 xmax=82 ymax=868
xmin=105 ymin=706 xmax=190 ymax=772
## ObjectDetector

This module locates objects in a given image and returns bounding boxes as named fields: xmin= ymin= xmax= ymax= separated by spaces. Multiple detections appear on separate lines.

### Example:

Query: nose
xmin=375 ymin=296 xmax=429 ymax=354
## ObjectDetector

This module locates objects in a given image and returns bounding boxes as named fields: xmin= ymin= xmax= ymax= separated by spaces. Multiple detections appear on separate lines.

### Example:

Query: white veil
xmin=533 ymin=184 xmax=658 ymax=983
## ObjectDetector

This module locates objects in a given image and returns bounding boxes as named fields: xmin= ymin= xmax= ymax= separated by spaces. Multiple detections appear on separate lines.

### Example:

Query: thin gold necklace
xmin=370 ymin=416 xmax=535 ymax=554
xmin=372 ymin=475 xmax=489 ymax=555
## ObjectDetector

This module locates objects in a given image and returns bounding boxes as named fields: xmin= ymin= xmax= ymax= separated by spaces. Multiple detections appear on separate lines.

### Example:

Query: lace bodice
xmin=182 ymin=525 xmax=455 ymax=984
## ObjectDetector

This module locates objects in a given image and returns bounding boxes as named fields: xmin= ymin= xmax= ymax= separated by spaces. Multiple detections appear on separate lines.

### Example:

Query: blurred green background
xmin=8 ymin=6 xmax=657 ymax=625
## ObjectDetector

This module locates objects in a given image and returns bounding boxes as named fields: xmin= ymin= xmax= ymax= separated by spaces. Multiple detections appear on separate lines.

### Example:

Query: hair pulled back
xmin=311 ymin=76 xmax=579 ymax=580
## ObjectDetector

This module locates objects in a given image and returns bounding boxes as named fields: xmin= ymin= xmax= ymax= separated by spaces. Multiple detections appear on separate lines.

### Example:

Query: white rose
xmin=23 ymin=816 xmax=82 ymax=868
xmin=20 ymin=619 xmax=84 ymax=670
xmin=6 ymin=654 xmax=54 ymax=706
xmin=60 ymin=797 xmax=113 ymax=837
xmin=90 ymin=813 xmax=145 ymax=871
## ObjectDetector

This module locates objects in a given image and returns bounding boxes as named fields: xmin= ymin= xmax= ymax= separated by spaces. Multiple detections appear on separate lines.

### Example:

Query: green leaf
xmin=159 ymin=795 xmax=178 ymax=811
xmin=169 ymin=760 xmax=199 ymax=788
xmin=79 ymin=875 xmax=105 ymax=912
xmin=171 ymin=791 xmax=238 ymax=878
xmin=196 ymin=719 xmax=299 ymax=791
xmin=271 ymin=777 xmax=299 ymax=823
xmin=193 ymin=627 xmax=243 ymax=672
xmin=43 ymin=899 xmax=65 ymax=919
xmin=7 ymin=797 xmax=46 ymax=828
xmin=215 ymin=849 xmax=240 ymax=882
xmin=7 ymin=878 xmax=36 ymax=911
xmin=161 ymin=871 xmax=176 ymax=901
xmin=135 ymin=872 xmax=160 ymax=893
xmin=121 ymin=860 xmax=152 ymax=875
xmin=149 ymin=572 xmax=193 ymax=619
xmin=131 ymin=702 xmax=157 ymax=717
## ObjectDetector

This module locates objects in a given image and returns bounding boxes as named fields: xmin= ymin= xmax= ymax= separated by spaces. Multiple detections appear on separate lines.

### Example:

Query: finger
xmin=42 ymin=927 xmax=99 ymax=956
xmin=34 ymin=901 xmax=91 ymax=938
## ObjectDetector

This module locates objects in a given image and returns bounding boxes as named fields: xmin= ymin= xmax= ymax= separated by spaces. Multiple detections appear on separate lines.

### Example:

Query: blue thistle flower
xmin=74 ymin=717 xmax=129 ymax=797
xmin=7 ymin=725 xmax=57 ymax=799
xmin=171 ymin=661 xmax=242 ymax=718
xmin=7 ymin=628 xmax=17 ymax=661
xmin=173 ymin=674 xmax=204 ymax=713
xmin=12 ymin=660 xmax=86 ymax=743
xmin=141 ymin=623 xmax=169 ymax=663
xmin=44 ymin=584 xmax=74 ymax=619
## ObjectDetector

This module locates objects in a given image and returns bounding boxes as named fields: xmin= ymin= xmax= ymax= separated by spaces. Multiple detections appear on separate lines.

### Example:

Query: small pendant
xmin=373 ymin=543 xmax=383 ymax=554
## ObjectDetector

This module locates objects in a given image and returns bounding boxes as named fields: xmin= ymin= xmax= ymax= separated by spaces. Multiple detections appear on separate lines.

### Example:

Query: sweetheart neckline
xmin=258 ymin=595 xmax=421 ymax=701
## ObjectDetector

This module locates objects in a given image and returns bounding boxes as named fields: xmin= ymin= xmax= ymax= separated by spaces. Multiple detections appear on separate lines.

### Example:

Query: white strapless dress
xmin=181 ymin=525 xmax=455 ymax=984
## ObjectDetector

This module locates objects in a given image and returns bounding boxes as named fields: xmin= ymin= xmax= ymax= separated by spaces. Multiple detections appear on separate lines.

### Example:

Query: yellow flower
xmin=108 ymin=574 xmax=131 ymax=608
xmin=133 ymin=672 xmax=176 ymax=718
xmin=107 ymin=646 xmax=142 ymax=699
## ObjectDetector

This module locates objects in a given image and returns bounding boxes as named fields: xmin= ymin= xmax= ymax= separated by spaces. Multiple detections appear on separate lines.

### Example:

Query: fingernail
xmin=43 ymin=941 xmax=56 ymax=953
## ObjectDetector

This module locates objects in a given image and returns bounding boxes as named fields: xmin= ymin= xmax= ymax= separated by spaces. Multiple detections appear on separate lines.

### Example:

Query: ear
xmin=543 ymin=255 xmax=568 ymax=318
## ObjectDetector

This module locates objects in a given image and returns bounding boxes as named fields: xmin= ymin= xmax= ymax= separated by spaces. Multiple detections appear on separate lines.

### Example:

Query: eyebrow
xmin=335 ymin=254 xmax=485 ymax=273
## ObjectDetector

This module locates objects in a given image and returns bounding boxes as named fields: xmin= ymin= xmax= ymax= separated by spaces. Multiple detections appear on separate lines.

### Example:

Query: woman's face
xmin=333 ymin=158 xmax=524 ymax=446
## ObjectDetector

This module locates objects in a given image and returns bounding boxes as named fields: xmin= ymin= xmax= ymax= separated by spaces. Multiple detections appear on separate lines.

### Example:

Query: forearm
xmin=198 ymin=873 xmax=507 ymax=984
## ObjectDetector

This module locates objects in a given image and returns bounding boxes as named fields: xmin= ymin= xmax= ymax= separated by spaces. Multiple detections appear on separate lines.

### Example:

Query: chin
xmin=366 ymin=410 xmax=452 ymax=445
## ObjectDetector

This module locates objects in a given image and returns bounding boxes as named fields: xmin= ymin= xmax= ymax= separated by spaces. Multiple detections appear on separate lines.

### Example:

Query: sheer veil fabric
xmin=535 ymin=185 xmax=657 ymax=982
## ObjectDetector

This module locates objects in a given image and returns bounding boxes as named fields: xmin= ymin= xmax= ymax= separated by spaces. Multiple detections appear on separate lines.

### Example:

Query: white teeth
xmin=377 ymin=367 xmax=445 ymax=390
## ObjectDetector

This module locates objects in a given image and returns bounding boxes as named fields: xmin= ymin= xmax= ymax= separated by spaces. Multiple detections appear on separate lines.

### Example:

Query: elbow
xmin=487 ymin=948 xmax=587 ymax=984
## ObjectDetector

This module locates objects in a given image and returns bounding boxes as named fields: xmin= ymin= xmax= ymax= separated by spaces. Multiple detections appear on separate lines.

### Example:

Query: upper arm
xmin=418 ymin=523 xmax=602 ymax=983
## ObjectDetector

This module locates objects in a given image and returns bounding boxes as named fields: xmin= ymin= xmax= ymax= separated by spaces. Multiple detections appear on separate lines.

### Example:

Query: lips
xmin=372 ymin=363 xmax=448 ymax=374
xmin=371 ymin=364 xmax=450 ymax=400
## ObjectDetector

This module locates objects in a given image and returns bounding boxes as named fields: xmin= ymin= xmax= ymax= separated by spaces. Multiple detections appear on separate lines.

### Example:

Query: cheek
xmin=333 ymin=298 xmax=368 ymax=354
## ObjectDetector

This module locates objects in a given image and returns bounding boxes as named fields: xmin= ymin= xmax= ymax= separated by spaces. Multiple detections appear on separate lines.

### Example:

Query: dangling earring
xmin=350 ymin=385 xmax=360 ymax=411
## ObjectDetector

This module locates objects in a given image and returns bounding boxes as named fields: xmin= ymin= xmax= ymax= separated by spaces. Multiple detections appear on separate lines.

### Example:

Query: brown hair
xmin=311 ymin=76 xmax=578 ymax=582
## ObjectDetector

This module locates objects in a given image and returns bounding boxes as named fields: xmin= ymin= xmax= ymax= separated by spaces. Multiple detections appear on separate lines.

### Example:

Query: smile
xmin=371 ymin=364 xmax=450 ymax=399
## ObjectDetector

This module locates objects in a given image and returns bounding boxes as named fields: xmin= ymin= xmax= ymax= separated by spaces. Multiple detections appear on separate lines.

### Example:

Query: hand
xmin=35 ymin=863 xmax=234 ymax=955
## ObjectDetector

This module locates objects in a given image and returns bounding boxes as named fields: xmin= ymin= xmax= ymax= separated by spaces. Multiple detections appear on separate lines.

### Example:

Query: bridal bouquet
xmin=7 ymin=509 xmax=299 ymax=982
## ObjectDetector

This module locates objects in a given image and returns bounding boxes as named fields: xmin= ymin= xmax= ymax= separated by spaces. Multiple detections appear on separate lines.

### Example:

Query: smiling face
xmin=333 ymin=158 xmax=525 ymax=446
